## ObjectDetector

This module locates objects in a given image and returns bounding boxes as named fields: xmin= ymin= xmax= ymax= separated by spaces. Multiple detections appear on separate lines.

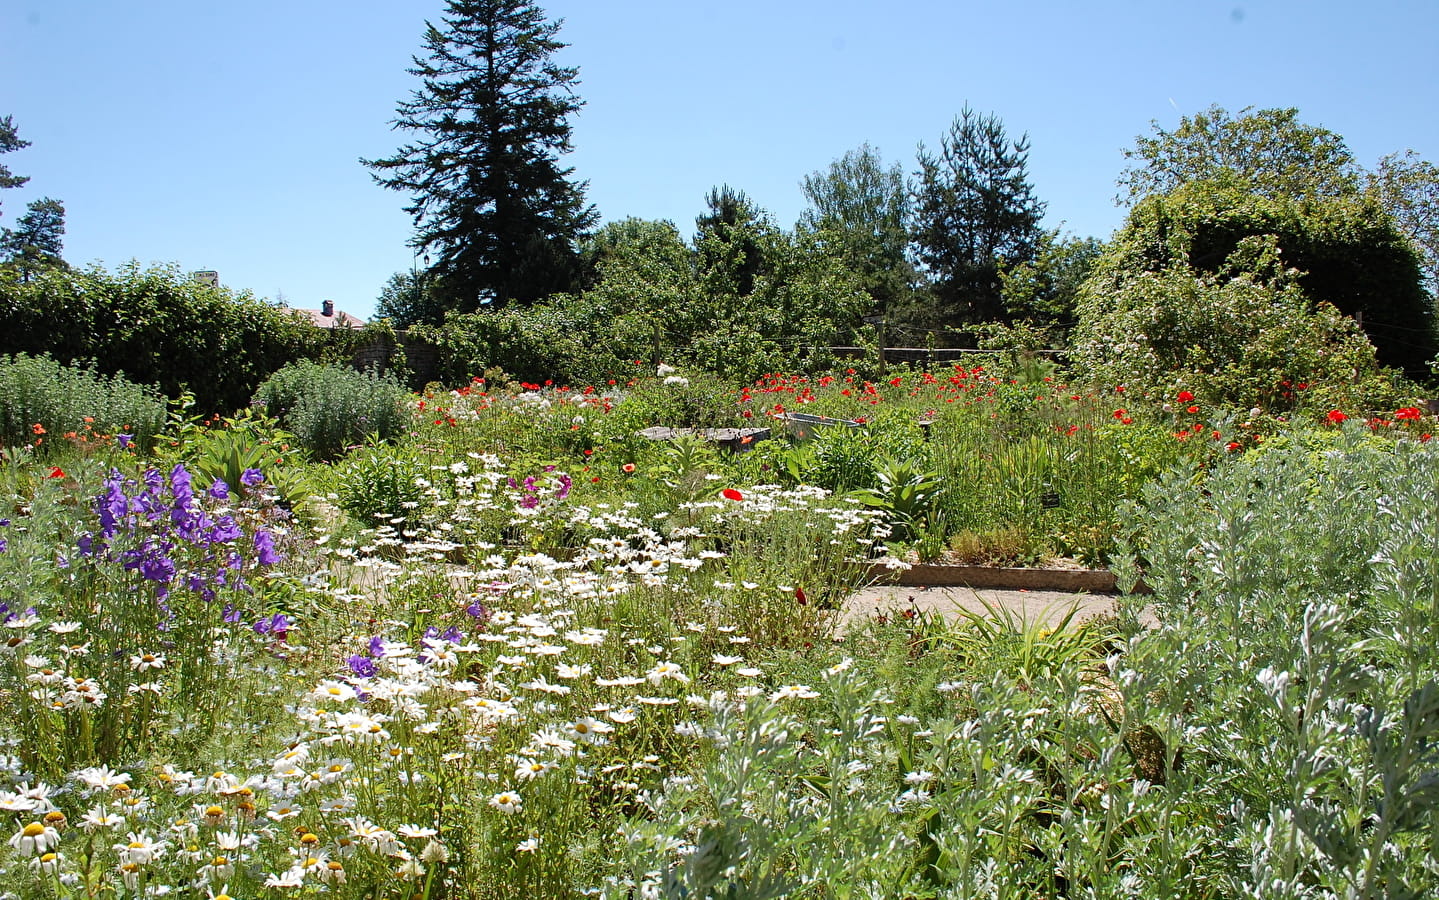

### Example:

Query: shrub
xmin=0 ymin=261 xmax=354 ymax=413
xmin=0 ymin=352 xmax=165 ymax=454
xmin=333 ymin=440 xmax=432 ymax=525
xmin=1072 ymin=235 xmax=1411 ymax=412
xmin=1075 ymin=179 xmax=1436 ymax=383
xmin=254 ymin=361 xmax=409 ymax=460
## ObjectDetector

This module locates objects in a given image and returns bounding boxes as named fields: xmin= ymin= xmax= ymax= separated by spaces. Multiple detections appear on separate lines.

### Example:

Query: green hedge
xmin=0 ymin=262 xmax=360 ymax=413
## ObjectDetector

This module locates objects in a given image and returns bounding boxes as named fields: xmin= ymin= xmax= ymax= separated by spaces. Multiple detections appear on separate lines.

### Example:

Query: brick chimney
xmin=321 ymin=299 xmax=334 ymax=318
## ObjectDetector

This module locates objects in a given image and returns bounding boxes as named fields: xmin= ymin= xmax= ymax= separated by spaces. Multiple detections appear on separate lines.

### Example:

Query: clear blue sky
xmin=3 ymin=0 xmax=1435 ymax=320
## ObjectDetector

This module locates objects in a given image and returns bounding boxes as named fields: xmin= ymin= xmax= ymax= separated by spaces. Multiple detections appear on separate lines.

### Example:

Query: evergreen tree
xmin=0 ymin=115 xmax=28 ymax=216
xmin=911 ymin=108 xmax=1046 ymax=326
xmin=1 ymin=197 xmax=65 ymax=281
xmin=364 ymin=0 xmax=597 ymax=317
xmin=695 ymin=185 xmax=773 ymax=299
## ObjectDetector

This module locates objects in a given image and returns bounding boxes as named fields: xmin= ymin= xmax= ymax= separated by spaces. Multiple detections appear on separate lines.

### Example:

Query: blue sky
xmin=2 ymin=0 xmax=1435 ymax=320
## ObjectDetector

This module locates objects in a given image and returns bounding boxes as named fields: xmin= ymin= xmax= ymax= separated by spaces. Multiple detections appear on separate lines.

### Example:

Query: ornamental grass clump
xmin=0 ymin=353 xmax=165 ymax=455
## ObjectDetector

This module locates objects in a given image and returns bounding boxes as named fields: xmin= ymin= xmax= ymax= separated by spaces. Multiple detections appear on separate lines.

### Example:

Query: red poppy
xmin=722 ymin=488 xmax=743 ymax=502
xmin=1177 ymin=390 xmax=1195 ymax=403
xmin=795 ymin=586 xmax=807 ymax=606
xmin=1186 ymin=405 xmax=1200 ymax=414
xmin=1395 ymin=407 xmax=1423 ymax=420
xmin=31 ymin=423 xmax=45 ymax=435
xmin=47 ymin=466 xmax=65 ymax=479
xmin=622 ymin=463 xmax=636 ymax=473
xmin=1327 ymin=410 xmax=1349 ymax=424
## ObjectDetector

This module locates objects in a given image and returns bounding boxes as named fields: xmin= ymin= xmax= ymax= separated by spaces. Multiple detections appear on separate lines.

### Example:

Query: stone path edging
xmin=866 ymin=563 xmax=1130 ymax=593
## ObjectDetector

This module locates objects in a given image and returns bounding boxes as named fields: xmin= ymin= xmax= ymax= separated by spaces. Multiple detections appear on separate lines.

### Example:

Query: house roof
xmin=293 ymin=307 xmax=366 ymax=329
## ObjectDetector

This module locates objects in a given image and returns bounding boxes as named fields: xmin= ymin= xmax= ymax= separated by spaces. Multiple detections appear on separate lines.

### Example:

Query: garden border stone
xmin=866 ymin=562 xmax=1144 ymax=593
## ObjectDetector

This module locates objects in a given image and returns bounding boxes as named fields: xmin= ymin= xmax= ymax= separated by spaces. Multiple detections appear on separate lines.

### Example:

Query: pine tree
xmin=364 ymin=0 xmax=597 ymax=318
xmin=1 ymin=197 xmax=65 ymax=281
xmin=912 ymin=108 xmax=1046 ymax=326
xmin=0 ymin=115 xmax=31 ymax=217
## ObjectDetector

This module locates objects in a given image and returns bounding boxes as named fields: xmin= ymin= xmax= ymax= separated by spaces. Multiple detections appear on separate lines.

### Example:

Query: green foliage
xmin=416 ymin=205 xmax=872 ymax=385
xmin=911 ymin=106 xmax=1046 ymax=326
xmin=334 ymin=440 xmax=432 ymax=525
xmin=849 ymin=456 xmax=944 ymax=542
xmin=155 ymin=398 xmax=312 ymax=510
xmin=0 ymin=113 xmax=29 ymax=211
xmin=254 ymin=360 xmax=409 ymax=461
xmin=373 ymin=267 xmax=445 ymax=327
xmin=1074 ymin=179 xmax=1433 ymax=402
xmin=798 ymin=143 xmax=915 ymax=314
xmin=1117 ymin=104 xmax=1363 ymax=204
xmin=364 ymin=0 xmax=597 ymax=312
xmin=0 ymin=261 xmax=342 ymax=414
xmin=0 ymin=196 xmax=65 ymax=280
xmin=998 ymin=229 xmax=1104 ymax=329
xmin=0 ymin=352 xmax=165 ymax=454
xmin=1109 ymin=433 xmax=1439 ymax=895
xmin=1370 ymin=149 xmax=1439 ymax=297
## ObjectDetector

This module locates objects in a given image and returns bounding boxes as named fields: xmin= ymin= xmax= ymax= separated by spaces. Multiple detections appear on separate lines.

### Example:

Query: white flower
xmin=711 ymin=654 xmax=744 ymax=666
xmin=516 ymin=836 xmax=539 ymax=853
xmin=646 ymin=661 xmax=690 ymax=685
xmin=488 ymin=791 xmax=523 ymax=815
xmin=9 ymin=821 xmax=60 ymax=855
xmin=904 ymin=770 xmax=936 ymax=785
xmin=129 ymin=652 xmax=166 ymax=671
xmin=769 ymin=684 xmax=819 ymax=702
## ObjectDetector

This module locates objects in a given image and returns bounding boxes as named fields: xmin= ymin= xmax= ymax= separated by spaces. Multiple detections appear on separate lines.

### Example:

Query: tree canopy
xmin=798 ymin=144 xmax=913 ymax=314
xmin=1116 ymin=105 xmax=1363 ymax=204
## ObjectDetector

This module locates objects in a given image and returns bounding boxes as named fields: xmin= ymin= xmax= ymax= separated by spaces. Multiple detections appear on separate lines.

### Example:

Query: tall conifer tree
xmin=365 ymin=0 xmax=597 ymax=318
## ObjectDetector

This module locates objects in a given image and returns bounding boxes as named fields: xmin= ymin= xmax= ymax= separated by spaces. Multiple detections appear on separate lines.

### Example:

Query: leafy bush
xmin=0 ymin=262 xmax=355 ymax=413
xmin=333 ymin=440 xmax=432 ymax=525
xmin=254 ymin=360 xmax=409 ymax=460
xmin=1075 ymin=179 xmax=1436 ymax=388
xmin=1073 ymin=235 xmax=1410 ymax=412
xmin=0 ymin=352 xmax=165 ymax=453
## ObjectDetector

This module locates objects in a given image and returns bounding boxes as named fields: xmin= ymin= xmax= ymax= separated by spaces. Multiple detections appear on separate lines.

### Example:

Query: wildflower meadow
xmin=1 ymin=355 xmax=1437 ymax=899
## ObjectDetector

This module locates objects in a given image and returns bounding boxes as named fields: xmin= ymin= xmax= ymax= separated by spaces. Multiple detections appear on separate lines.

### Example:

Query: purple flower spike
xmin=207 ymin=479 xmax=230 ymax=500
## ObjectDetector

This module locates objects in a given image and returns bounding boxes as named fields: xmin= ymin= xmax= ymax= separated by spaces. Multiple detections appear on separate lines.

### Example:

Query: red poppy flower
xmin=1177 ymin=390 xmax=1194 ymax=403
xmin=1327 ymin=410 xmax=1349 ymax=424
xmin=47 ymin=466 xmax=65 ymax=479
xmin=722 ymin=488 xmax=743 ymax=502
xmin=622 ymin=463 xmax=636 ymax=473
xmin=1395 ymin=407 xmax=1423 ymax=420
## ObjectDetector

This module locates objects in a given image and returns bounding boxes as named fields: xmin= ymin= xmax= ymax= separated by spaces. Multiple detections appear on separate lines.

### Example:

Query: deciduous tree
xmin=1116 ymin=105 xmax=1362 ymax=204
xmin=798 ymin=144 xmax=913 ymax=313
